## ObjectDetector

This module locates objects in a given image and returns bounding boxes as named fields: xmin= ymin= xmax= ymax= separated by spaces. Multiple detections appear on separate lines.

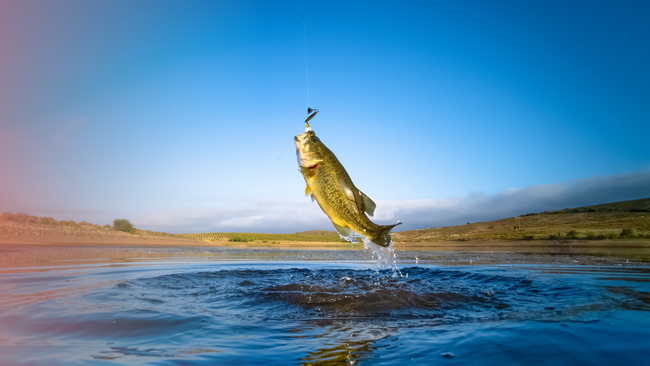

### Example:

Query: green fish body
xmin=294 ymin=129 xmax=399 ymax=246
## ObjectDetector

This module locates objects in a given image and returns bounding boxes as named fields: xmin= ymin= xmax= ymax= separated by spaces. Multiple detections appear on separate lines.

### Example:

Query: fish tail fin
xmin=374 ymin=222 xmax=402 ymax=247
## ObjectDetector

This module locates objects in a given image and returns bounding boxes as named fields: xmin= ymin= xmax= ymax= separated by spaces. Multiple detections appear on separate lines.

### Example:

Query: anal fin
xmin=333 ymin=222 xmax=354 ymax=237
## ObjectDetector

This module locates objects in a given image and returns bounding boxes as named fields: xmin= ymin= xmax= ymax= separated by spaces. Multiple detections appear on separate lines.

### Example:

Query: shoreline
xmin=2 ymin=214 xmax=648 ymax=250
xmin=1 ymin=233 xmax=648 ymax=249
xmin=1 ymin=241 xmax=649 ymax=271
xmin=2 ymin=219 xmax=649 ymax=270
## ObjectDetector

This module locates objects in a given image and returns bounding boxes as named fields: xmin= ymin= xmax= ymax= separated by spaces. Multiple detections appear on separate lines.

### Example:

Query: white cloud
xmin=129 ymin=167 xmax=650 ymax=233
xmin=375 ymin=167 xmax=650 ymax=230
xmin=133 ymin=198 xmax=332 ymax=234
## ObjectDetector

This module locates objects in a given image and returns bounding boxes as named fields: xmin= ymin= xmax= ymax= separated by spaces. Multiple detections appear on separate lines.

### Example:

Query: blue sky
xmin=1 ymin=0 xmax=649 ymax=233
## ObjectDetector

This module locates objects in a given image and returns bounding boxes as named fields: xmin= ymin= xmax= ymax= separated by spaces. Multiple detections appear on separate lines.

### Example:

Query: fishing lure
xmin=305 ymin=107 xmax=319 ymax=130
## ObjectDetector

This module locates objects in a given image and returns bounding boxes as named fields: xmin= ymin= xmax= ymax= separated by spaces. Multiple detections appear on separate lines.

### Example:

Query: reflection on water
xmin=605 ymin=286 xmax=650 ymax=310
xmin=398 ymin=244 xmax=650 ymax=262
xmin=300 ymin=338 xmax=379 ymax=365
xmin=0 ymin=260 xmax=649 ymax=365
xmin=91 ymin=346 xmax=220 ymax=360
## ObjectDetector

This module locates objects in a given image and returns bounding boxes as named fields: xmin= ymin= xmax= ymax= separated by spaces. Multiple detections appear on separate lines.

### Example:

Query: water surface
xmin=1 ymin=252 xmax=649 ymax=365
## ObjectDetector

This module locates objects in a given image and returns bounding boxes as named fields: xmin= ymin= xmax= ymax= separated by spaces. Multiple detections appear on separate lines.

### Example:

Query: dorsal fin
xmin=358 ymin=191 xmax=376 ymax=217
xmin=337 ymin=177 xmax=376 ymax=217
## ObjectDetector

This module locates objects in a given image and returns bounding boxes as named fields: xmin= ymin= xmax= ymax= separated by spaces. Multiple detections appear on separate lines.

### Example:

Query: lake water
xmin=1 ymin=248 xmax=650 ymax=365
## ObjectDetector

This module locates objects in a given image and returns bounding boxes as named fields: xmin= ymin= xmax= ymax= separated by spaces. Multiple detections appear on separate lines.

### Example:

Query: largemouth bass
xmin=295 ymin=129 xmax=400 ymax=246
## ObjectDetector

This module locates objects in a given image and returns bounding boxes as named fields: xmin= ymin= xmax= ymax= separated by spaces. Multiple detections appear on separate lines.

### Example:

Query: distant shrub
xmin=38 ymin=217 xmax=57 ymax=225
xmin=566 ymin=230 xmax=578 ymax=239
xmin=113 ymin=219 xmax=134 ymax=233
xmin=586 ymin=233 xmax=606 ymax=240
xmin=605 ymin=232 xmax=618 ymax=240
xmin=229 ymin=235 xmax=249 ymax=243
xmin=620 ymin=229 xmax=636 ymax=239
xmin=549 ymin=233 xmax=563 ymax=240
xmin=523 ymin=235 xmax=534 ymax=240
xmin=1 ymin=212 xmax=38 ymax=224
xmin=103 ymin=224 xmax=112 ymax=229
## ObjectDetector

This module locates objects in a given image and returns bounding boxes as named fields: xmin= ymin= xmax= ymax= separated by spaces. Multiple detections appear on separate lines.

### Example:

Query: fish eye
xmin=312 ymin=137 xmax=319 ymax=143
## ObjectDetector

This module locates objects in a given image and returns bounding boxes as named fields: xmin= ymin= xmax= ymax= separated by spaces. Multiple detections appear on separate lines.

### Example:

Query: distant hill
xmin=526 ymin=197 xmax=650 ymax=216
xmin=395 ymin=198 xmax=650 ymax=243
xmin=182 ymin=231 xmax=346 ymax=243
xmin=0 ymin=212 xmax=193 ymax=243
xmin=4 ymin=198 xmax=649 ymax=245
xmin=294 ymin=230 xmax=339 ymax=236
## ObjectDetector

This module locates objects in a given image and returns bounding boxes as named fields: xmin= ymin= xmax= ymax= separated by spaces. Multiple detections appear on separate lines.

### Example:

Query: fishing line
xmin=302 ymin=4 xmax=318 ymax=130
xmin=302 ymin=9 xmax=310 ymax=110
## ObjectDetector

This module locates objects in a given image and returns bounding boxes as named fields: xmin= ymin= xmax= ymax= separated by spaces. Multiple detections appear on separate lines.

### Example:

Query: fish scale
xmin=314 ymin=156 xmax=364 ymax=230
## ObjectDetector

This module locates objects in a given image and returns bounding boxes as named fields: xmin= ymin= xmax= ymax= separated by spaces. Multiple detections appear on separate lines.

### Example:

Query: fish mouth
xmin=295 ymin=130 xmax=311 ymax=141
xmin=295 ymin=131 xmax=315 ymax=167
xmin=294 ymin=136 xmax=303 ymax=152
xmin=294 ymin=131 xmax=313 ymax=147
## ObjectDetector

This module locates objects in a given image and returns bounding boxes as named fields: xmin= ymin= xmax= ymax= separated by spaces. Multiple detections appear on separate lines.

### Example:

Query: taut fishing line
xmin=302 ymin=3 xmax=318 ymax=129
xmin=302 ymin=11 xmax=310 ymax=109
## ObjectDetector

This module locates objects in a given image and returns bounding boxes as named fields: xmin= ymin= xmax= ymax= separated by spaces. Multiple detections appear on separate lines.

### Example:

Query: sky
xmin=1 ymin=0 xmax=649 ymax=234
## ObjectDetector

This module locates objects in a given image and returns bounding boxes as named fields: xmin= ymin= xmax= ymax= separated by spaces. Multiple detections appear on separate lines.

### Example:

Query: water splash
xmin=339 ymin=232 xmax=402 ymax=276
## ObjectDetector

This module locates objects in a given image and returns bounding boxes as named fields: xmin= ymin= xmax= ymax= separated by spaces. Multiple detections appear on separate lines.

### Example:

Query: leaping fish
xmin=295 ymin=111 xmax=400 ymax=246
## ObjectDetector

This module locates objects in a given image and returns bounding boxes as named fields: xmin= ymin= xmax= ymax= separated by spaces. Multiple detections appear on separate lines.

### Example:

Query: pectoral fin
xmin=333 ymin=222 xmax=354 ymax=237
xmin=304 ymin=186 xmax=317 ymax=202
xmin=358 ymin=191 xmax=376 ymax=217
xmin=299 ymin=166 xmax=317 ymax=179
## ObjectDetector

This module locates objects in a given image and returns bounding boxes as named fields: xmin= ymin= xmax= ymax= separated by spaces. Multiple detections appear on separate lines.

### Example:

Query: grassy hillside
xmin=0 ymin=212 xmax=190 ymax=241
xmin=395 ymin=198 xmax=650 ymax=243
xmin=528 ymin=197 xmax=650 ymax=215
xmin=295 ymin=230 xmax=339 ymax=236
xmin=4 ymin=198 xmax=649 ymax=245
xmin=182 ymin=231 xmax=346 ymax=243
